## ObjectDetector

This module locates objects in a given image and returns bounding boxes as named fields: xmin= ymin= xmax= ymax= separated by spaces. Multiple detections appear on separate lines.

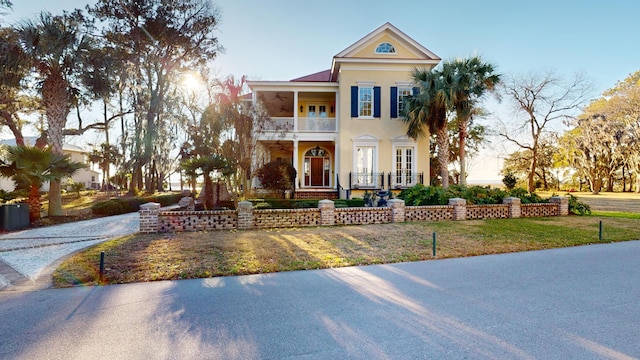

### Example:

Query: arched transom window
xmin=375 ymin=42 xmax=396 ymax=54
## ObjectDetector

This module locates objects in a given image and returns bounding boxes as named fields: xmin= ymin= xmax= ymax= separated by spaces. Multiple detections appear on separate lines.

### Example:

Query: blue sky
xmin=5 ymin=0 xmax=640 ymax=181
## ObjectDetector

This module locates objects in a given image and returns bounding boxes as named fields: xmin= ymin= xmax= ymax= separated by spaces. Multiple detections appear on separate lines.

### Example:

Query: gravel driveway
xmin=0 ymin=212 xmax=140 ymax=291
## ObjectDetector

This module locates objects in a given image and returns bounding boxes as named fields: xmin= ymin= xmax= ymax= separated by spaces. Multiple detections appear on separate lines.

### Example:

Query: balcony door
xmin=307 ymin=104 xmax=327 ymax=130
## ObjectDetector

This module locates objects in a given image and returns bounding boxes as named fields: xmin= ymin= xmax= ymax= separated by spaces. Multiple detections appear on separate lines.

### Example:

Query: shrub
xmin=346 ymin=198 xmax=365 ymax=207
xmin=91 ymin=193 xmax=182 ymax=216
xmin=91 ymin=200 xmax=124 ymax=216
xmin=567 ymin=194 xmax=591 ymax=216
xmin=256 ymin=160 xmax=296 ymax=198
xmin=398 ymin=184 xmax=549 ymax=206
xmin=502 ymin=173 xmax=517 ymax=190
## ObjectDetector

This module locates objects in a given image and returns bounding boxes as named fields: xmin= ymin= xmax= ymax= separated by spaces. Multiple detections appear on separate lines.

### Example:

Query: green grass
xmin=52 ymin=214 xmax=640 ymax=288
xmin=592 ymin=211 xmax=640 ymax=219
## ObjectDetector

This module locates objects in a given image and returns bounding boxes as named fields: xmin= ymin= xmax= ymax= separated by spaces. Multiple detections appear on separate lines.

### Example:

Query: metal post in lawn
xmin=99 ymin=251 xmax=105 ymax=282
xmin=599 ymin=221 xmax=603 ymax=241
xmin=432 ymin=232 xmax=437 ymax=257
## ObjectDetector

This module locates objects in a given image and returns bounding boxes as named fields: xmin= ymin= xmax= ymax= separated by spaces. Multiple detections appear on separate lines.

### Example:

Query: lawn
xmin=52 ymin=213 xmax=640 ymax=288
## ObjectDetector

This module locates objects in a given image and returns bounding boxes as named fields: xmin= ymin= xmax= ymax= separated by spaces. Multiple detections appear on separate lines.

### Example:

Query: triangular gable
xmin=331 ymin=23 xmax=440 ymax=81
xmin=334 ymin=22 xmax=440 ymax=61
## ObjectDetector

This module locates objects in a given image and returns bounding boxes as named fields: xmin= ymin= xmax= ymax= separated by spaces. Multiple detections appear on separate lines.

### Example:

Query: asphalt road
xmin=1 ymin=241 xmax=639 ymax=359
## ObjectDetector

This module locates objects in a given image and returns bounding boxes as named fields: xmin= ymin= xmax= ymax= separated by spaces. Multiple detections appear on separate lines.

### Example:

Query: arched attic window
xmin=375 ymin=42 xmax=396 ymax=54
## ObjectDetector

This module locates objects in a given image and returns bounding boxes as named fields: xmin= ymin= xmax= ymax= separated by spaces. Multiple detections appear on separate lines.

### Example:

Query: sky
xmin=4 ymin=0 xmax=640 ymax=182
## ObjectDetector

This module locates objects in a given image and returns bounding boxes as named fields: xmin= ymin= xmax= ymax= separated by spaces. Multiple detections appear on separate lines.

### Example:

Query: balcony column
xmin=293 ymin=90 xmax=299 ymax=132
xmin=293 ymin=139 xmax=299 ymax=190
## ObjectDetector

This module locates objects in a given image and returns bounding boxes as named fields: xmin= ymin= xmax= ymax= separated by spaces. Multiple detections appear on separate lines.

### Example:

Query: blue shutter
xmin=412 ymin=87 xmax=419 ymax=95
xmin=373 ymin=86 xmax=381 ymax=118
xmin=351 ymin=86 xmax=358 ymax=117
xmin=390 ymin=86 xmax=398 ymax=118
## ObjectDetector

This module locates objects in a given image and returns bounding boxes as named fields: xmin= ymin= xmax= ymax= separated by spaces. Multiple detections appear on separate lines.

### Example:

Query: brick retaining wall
xmin=144 ymin=196 xmax=569 ymax=233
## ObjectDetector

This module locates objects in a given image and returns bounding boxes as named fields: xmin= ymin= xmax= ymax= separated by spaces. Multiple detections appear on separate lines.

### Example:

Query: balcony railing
xmin=260 ymin=117 xmax=336 ymax=133
xmin=349 ymin=172 xmax=385 ymax=189
xmin=388 ymin=172 xmax=424 ymax=189
xmin=297 ymin=117 xmax=336 ymax=132
xmin=348 ymin=172 xmax=425 ymax=190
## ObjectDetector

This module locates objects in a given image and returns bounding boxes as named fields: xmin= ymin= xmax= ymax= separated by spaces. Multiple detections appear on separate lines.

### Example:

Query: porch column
xmin=293 ymin=90 xmax=299 ymax=132
xmin=334 ymin=138 xmax=339 ymax=189
xmin=293 ymin=139 xmax=299 ymax=189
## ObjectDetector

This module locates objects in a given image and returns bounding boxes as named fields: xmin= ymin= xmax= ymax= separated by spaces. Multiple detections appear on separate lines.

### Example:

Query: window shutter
xmin=390 ymin=87 xmax=398 ymax=118
xmin=373 ymin=86 xmax=381 ymax=118
xmin=351 ymin=86 xmax=358 ymax=117
xmin=412 ymin=87 xmax=419 ymax=95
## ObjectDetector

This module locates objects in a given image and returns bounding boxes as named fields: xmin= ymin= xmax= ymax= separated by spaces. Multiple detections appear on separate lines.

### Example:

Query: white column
xmin=293 ymin=139 xmax=299 ymax=189
xmin=293 ymin=90 xmax=299 ymax=132
xmin=334 ymin=138 xmax=339 ymax=189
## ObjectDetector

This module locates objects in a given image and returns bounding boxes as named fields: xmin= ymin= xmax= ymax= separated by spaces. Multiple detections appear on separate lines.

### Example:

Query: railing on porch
xmin=297 ymin=117 xmax=336 ymax=132
xmin=261 ymin=117 xmax=336 ymax=132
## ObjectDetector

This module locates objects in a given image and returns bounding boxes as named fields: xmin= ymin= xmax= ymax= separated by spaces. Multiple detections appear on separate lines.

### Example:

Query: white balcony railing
xmin=261 ymin=117 xmax=336 ymax=133
xmin=297 ymin=117 xmax=336 ymax=132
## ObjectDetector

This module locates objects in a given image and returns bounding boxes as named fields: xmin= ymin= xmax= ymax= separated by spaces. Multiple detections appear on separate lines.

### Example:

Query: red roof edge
xmin=291 ymin=69 xmax=332 ymax=82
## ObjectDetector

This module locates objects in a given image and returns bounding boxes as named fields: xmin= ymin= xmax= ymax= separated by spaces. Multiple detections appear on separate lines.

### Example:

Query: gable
xmin=331 ymin=23 xmax=440 ymax=81
xmin=334 ymin=23 xmax=440 ymax=61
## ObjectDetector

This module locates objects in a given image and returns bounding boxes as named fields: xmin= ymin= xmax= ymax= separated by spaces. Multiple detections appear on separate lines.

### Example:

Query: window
xmin=359 ymin=87 xmax=373 ymax=117
xmin=355 ymin=146 xmax=376 ymax=187
xmin=351 ymin=86 xmax=381 ymax=118
xmin=397 ymin=87 xmax=412 ymax=116
xmin=375 ymin=42 xmax=396 ymax=54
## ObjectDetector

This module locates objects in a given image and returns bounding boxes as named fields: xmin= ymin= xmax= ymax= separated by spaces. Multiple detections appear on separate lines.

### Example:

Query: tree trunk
xmin=436 ymin=126 xmax=450 ymax=188
xmin=42 ymin=71 xmax=70 ymax=217
xmin=458 ymin=122 xmax=467 ymax=186
xmin=28 ymin=185 xmax=41 ymax=222
xmin=528 ymin=153 xmax=537 ymax=192
xmin=47 ymin=180 xmax=64 ymax=216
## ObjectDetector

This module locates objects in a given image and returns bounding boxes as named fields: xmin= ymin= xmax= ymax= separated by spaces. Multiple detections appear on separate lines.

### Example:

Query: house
xmin=0 ymin=137 xmax=101 ymax=192
xmin=247 ymin=23 xmax=440 ymax=199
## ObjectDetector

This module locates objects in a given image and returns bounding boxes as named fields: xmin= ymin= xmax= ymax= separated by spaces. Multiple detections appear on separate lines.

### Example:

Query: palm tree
xmin=404 ymin=68 xmax=453 ymax=188
xmin=0 ymin=145 xmax=85 ymax=222
xmin=88 ymin=143 xmax=121 ymax=199
xmin=17 ymin=11 xmax=92 ymax=216
xmin=444 ymin=57 xmax=500 ymax=185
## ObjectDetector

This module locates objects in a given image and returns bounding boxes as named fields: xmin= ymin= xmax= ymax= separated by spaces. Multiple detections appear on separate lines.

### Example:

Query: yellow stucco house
xmin=247 ymin=23 xmax=440 ymax=199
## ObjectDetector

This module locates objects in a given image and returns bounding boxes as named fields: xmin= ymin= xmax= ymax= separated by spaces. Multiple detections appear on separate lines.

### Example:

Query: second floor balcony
xmin=251 ymin=88 xmax=338 ymax=135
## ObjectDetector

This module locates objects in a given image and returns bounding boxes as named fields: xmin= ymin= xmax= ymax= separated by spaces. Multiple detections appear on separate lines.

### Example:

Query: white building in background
xmin=0 ymin=137 xmax=101 ymax=192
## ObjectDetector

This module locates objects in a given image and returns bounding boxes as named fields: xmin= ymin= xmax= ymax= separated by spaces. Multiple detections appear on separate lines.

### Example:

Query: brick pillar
xmin=503 ymin=197 xmax=521 ymax=218
xmin=389 ymin=199 xmax=405 ymax=223
xmin=237 ymin=201 xmax=254 ymax=229
xmin=139 ymin=202 xmax=160 ymax=233
xmin=550 ymin=196 xmax=569 ymax=216
xmin=449 ymin=198 xmax=467 ymax=221
xmin=318 ymin=199 xmax=335 ymax=226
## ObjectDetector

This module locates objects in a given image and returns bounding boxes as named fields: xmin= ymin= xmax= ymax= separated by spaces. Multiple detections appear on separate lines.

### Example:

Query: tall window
xmin=393 ymin=146 xmax=416 ymax=187
xmin=359 ymin=87 xmax=373 ymax=117
xmin=356 ymin=146 xmax=375 ymax=186
xmin=397 ymin=87 xmax=412 ymax=116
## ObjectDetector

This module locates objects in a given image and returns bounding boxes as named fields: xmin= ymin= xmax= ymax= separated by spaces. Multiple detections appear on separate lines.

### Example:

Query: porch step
xmin=295 ymin=191 xmax=339 ymax=200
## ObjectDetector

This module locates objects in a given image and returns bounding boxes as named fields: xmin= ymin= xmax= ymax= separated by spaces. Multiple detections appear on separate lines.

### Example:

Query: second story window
xmin=397 ymin=87 xmax=412 ymax=116
xmin=359 ymin=87 xmax=373 ymax=118
xmin=351 ymin=85 xmax=381 ymax=118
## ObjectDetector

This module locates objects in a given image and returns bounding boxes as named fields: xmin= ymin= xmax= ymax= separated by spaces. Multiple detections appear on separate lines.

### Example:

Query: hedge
xmin=91 ymin=193 xmax=183 ymax=216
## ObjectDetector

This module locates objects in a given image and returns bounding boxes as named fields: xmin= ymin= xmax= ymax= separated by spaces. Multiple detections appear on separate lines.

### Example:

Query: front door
xmin=310 ymin=158 xmax=324 ymax=186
